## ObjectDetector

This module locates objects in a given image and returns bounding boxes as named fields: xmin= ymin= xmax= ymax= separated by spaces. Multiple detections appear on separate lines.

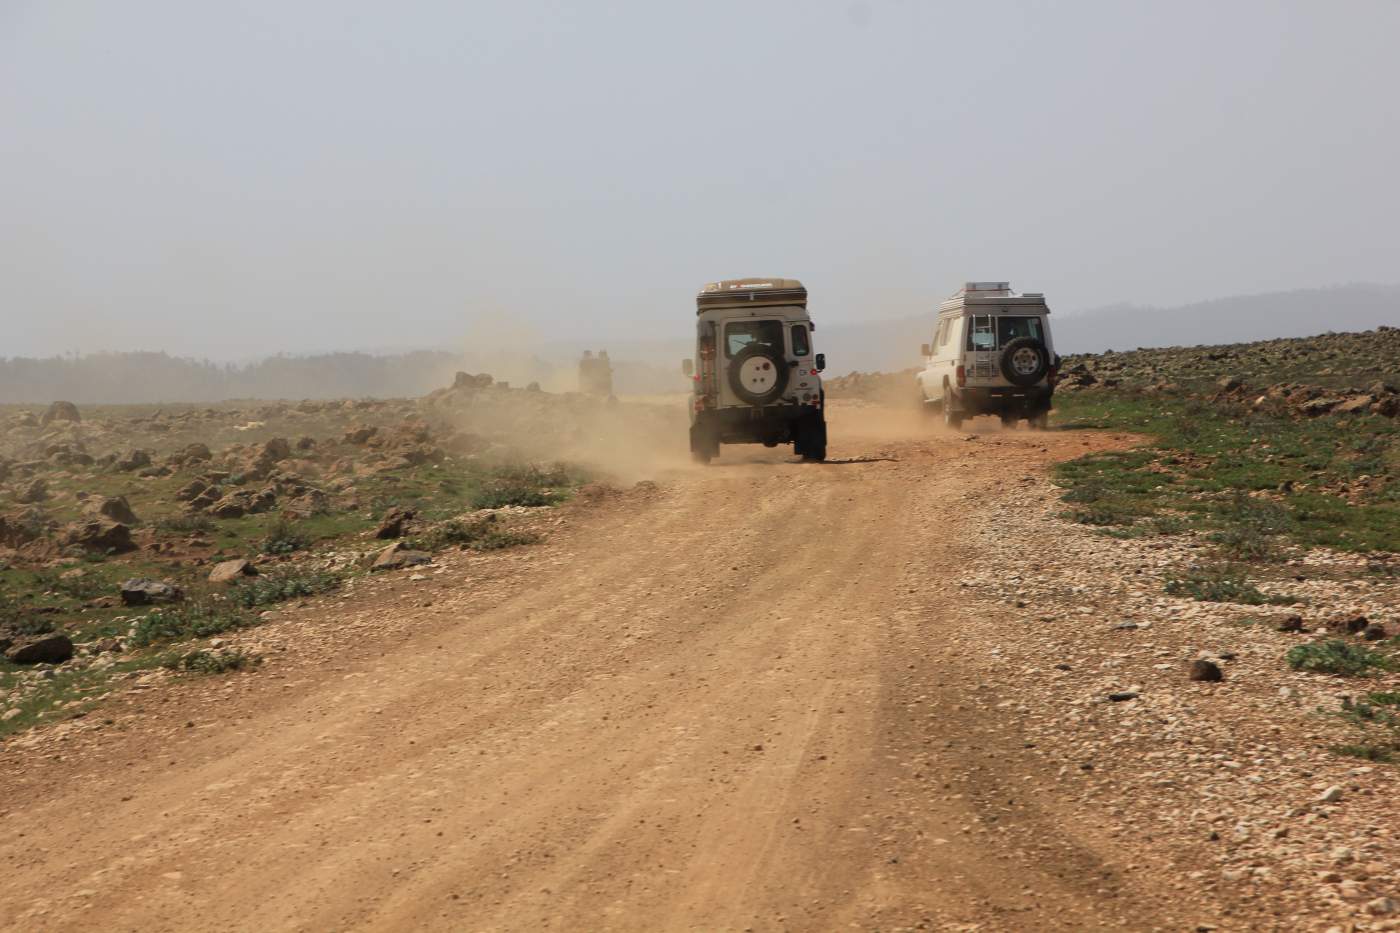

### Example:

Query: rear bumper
xmin=954 ymin=385 xmax=1053 ymax=415
xmin=694 ymin=403 xmax=820 ymax=444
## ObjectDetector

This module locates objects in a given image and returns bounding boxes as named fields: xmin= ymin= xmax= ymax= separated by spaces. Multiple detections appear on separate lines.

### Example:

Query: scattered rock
xmin=1276 ymin=614 xmax=1306 ymax=633
xmin=40 ymin=401 xmax=81 ymax=425
xmin=208 ymin=559 xmax=258 ymax=584
xmin=1325 ymin=615 xmax=1370 ymax=636
xmin=61 ymin=520 xmax=135 ymax=554
xmin=119 ymin=578 xmax=184 ymax=606
xmin=374 ymin=506 xmax=416 ymax=540
xmin=85 ymin=495 xmax=139 ymax=525
xmin=1361 ymin=623 xmax=1388 ymax=641
xmin=15 ymin=478 xmax=48 ymax=504
xmin=1188 ymin=659 xmax=1224 ymax=682
xmin=371 ymin=542 xmax=433 ymax=572
xmin=1316 ymin=785 xmax=1343 ymax=804
xmin=1108 ymin=691 xmax=1140 ymax=702
xmin=114 ymin=449 xmax=152 ymax=472
xmin=174 ymin=479 xmax=209 ymax=502
xmin=6 ymin=634 xmax=74 ymax=665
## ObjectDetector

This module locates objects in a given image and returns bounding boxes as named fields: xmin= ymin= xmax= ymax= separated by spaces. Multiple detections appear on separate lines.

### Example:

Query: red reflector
xmin=956 ymin=365 xmax=966 ymax=387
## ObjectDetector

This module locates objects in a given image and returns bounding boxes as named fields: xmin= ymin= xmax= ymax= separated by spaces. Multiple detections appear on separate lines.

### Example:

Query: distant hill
xmin=1052 ymin=283 xmax=1400 ymax=355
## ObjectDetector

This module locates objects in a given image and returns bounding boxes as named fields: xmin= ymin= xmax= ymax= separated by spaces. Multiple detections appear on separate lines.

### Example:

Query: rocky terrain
xmin=966 ymin=471 xmax=1400 ymax=930
xmin=0 ymin=375 xmax=684 ymax=738
xmin=827 ymin=326 xmax=1400 ymax=419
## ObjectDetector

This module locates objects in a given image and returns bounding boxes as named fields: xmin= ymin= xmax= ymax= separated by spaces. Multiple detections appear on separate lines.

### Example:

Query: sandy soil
xmin=0 ymin=403 xmax=1183 ymax=931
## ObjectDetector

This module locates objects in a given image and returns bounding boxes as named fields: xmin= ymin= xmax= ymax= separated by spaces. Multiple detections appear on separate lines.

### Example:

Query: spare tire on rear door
xmin=728 ymin=343 xmax=789 ymax=405
xmin=999 ymin=336 xmax=1049 ymax=387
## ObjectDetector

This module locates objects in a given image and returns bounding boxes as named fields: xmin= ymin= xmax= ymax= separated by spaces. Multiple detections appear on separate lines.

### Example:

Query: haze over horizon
xmin=3 ymin=1 xmax=1398 ymax=361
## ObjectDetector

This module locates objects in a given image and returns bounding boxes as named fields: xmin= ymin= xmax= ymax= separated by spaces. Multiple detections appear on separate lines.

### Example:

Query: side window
xmin=790 ymin=324 xmax=811 ymax=357
xmin=937 ymin=320 xmax=951 ymax=348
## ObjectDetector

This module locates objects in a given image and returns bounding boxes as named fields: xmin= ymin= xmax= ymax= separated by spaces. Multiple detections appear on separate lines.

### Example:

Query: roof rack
xmin=696 ymin=278 xmax=807 ymax=313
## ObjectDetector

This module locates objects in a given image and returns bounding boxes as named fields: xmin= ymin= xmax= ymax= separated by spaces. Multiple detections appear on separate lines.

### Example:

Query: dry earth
xmin=0 ymin=401 xmax=1394 ymax=932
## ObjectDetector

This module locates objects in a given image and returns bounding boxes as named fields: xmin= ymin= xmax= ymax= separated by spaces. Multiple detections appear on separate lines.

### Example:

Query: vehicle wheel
xmin=944 ymin=400 xmax=964 ymax=430
xmin=1000 ymin=414 xmax=1018 ymax=429
xmin=689 ymin=424 xmax=719 ymax=464
xmin=797 ymin=412 xmax=827 ymax=462
xmin=999 ymin=337 xmax=1049 ymax=387
xmin=1029 ymin=410 xmax=1049 ymax=430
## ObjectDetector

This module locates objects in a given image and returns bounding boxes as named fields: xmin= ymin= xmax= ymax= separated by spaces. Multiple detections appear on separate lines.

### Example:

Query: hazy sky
xmin=3 ymin=1 xmax=1397 ymax=360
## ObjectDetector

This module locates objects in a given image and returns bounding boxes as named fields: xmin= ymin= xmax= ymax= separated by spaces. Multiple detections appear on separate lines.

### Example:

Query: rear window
xmin=966 ymin=315 xmax=1044 ymax=350
xmin=790 ymin=324 xmax=811 ymax=357
xmin=726 ymin=320 xmax=784 ymax=357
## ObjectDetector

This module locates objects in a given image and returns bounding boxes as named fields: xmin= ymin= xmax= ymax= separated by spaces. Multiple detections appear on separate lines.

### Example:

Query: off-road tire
xmin=943 ymin=387 xmax=964 ymax=430
xmin=689 ymin=424 xmax=719 ymax=465
xmin=1000 ymin=414 xmax=1018 ymax=429
xmin=1028 ymin=410 xmax=1049 ymax=431
xmin=999 ymin=337 xmax=1049 ymax=388
xmin=728 ymin=344 xmax=790 ymax=406
xmin=796 ymin=411 xmax=827 ymax=462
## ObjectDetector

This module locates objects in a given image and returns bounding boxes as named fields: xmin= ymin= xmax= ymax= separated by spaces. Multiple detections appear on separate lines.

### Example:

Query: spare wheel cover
xmin=729 ymin=345 xmax=789 ymax=404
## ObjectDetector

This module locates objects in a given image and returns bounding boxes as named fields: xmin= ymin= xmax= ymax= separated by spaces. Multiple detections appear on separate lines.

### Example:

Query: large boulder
xmin=114 ymin=449 xmax=152 ymax=472
xmin=371 ymin=542 xmax=432 ymax=572
xmin=260 ymin=438 xmax=292 ymax=463
xmin=0 ymin=512 xmax=44 ymax=549
xmin=374 ymin=506 xmax=416 ymax=540
xmin=174 ymin=479 xmax=209 ymax=502
xmin=6 ymin=634 xmax=74 ymax=665
xmin=85 ymin=495 xmax=139 ymax=525
xmin=119 ymin=578 xmax=183 ymax=606
xmin=40 ymin=401 xmax=81 ymax=426
xmin=61 ymin=520 xmax=135 ymax=554
xmin=208 ymin=558 xmax=258 ymax=584
xmin=15 ymin=478 xmax=48 ymax=504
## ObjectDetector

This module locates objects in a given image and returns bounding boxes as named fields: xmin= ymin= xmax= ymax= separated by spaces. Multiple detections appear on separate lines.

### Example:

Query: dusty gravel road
xmin=0 ymin=404 xmax=1177 ymax=932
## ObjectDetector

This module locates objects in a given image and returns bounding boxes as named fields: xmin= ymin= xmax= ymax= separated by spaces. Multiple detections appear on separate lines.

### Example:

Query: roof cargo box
xmin=697 ymin=278 xmax=806 ymax=313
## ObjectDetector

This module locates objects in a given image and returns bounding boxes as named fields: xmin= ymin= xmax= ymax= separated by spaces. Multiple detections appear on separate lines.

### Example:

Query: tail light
xmin=956 ymin=365 xmax=966 ymax=387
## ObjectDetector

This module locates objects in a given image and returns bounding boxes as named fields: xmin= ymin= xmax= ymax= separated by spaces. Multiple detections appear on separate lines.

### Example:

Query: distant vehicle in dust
xmin=682 ymin=278 xmax=827 ymax=464
xmin=578 ymin=350 xmax=614 ymax=397
xmin=916 ymin=282 xmax=1059 ymax=430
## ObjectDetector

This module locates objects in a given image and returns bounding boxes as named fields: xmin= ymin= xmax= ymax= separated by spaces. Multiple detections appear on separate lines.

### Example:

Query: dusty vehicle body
xmin=578 ymin=350 xmax=614 ymax=397
xmin=916 ymin=282 xmax=1058 ymax=429
xmin=683 ymin=278 xmax=827 ymax=463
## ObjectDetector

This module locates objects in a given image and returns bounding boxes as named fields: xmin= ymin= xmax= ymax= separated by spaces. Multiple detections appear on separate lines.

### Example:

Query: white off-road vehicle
xmin=682 ymin=278 xmax=827 ymax=464
xmin=915 ymin=282 xmax=1059 ymax=429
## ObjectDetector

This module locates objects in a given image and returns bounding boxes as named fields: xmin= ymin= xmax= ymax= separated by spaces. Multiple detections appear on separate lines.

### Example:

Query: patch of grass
xmin=230 ymin=570 xmax=343 ymax=609
xmin=164 ymin=648 xmax=258 ymax=674
xmin=1286 ymin=639 xmax=1396 ymax=676
xmin=470 ymin=464 xmax=570 ymax=509
xmin=154 ymin=514 xmax=216 ymax=535
xmin=260 ymin=516 xmax=311 ymax=555
xmin=1331 ymin=743 xmax=1396 ymax=763
xmin=416 ymin=517 xmax=540 ymax=552
xmin=127 ymin=601 xmax=254 ymax=648
xmin=1052 ymin=394 xmax=1400 ymax=553
xmin=1061 ymin=506 xmax=1136 ymax=527
xmin=1164 ymin=566 xmax=1289 ymax=605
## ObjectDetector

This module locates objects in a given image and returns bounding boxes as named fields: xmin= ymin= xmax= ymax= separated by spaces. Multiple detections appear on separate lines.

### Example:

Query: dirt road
xmin=0 ymin=405 xmax=1178 ymax=931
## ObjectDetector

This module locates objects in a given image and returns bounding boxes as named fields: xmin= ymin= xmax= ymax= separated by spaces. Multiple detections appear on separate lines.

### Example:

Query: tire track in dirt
xmin=0 ymin=405 xmax=1180 ymax=931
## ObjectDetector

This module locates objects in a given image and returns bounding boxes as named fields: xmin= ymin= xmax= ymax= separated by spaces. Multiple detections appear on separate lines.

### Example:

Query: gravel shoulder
xmin=0 ymin=402 xmax=1392 ymax=931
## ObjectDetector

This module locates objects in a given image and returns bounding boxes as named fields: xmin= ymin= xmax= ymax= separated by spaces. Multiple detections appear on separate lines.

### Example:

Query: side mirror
xmin=814 ymin=353 xmax=826 ymax=373
xmin=920 ymin=343 xmax=931 ymax=357
xmin=681 ymin=358 xmax=694 ymax=377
